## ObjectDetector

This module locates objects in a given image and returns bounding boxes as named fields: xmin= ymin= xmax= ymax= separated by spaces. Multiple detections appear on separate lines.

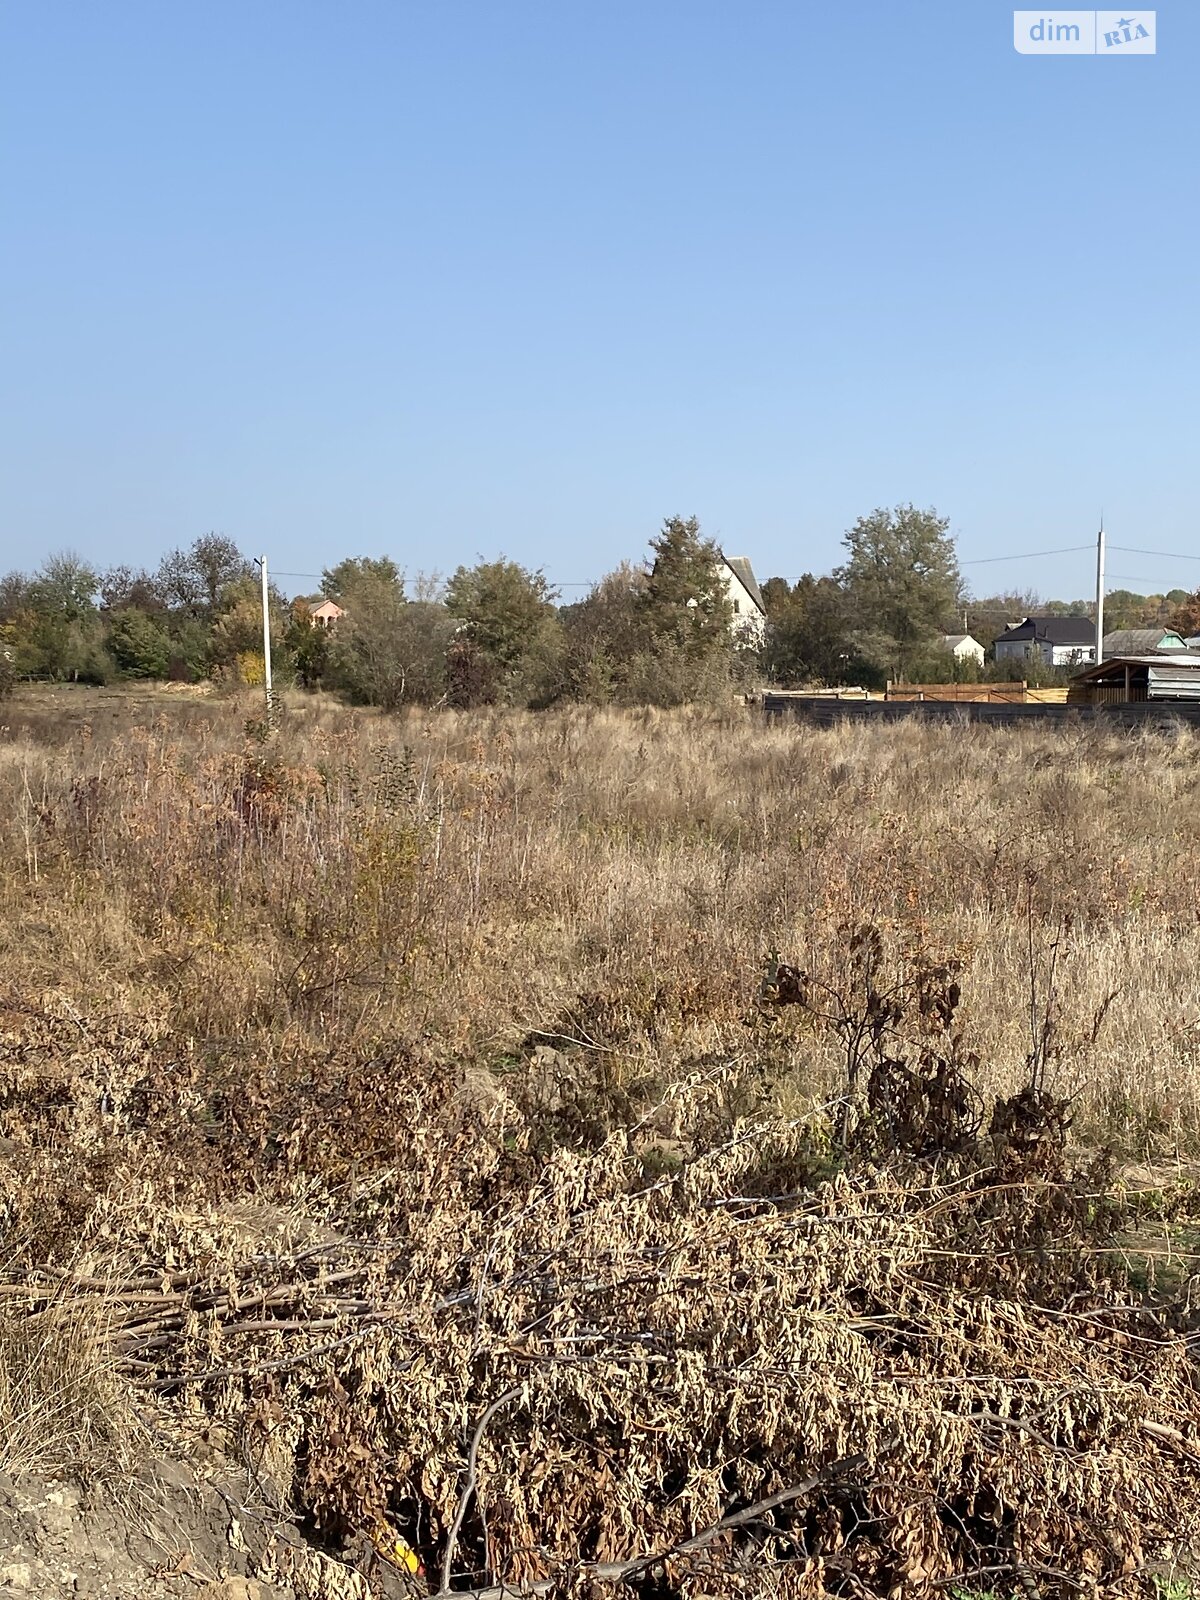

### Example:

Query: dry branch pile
xmin=1 ymin=1002 xmax=1199 ymax=1598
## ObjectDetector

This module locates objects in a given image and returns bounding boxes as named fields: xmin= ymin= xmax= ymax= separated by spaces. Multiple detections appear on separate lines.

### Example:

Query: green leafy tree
xmin=107 ymin=608 xmax=171 ymax=679
xmin=22 ymin=552 xmax=108 ymax=681
xmin=0 ymin=572 xmax=32 ymax=622
xmin=559 ymin=563 xmax=650 ymax=704
xmin=759 ymin=576 xmax=794 ymax=618
xmin=762 ymin=575 xmax=865 ymax=686
xmin=321 ymin=556 xmax=402 ymax=600
xmin=903 ymin=641 xmax=983 ymax=685
xmin=164 ymin=616 xmax=211 ymax=681
xmin=30 ymin=551 xmax=99 ymax=624
xmin=156 ymin=534 xmax=249 ymax=618
xmin=835 ymin=504 xmax=963 ymax=680
xmin=209 ymin=574 xmax=289 ymax=680
xmin=0 ymin=575 xmax=33 ymax=686
xmin=388 ymin=601 xmax=456 ymax=705
xmin=1170 ymin=587 xmax=1200 ymax=639
xmin=991 ymin=653 xmax=1076 ymax=688
xmin=3 ymin=610 xmax=41 ymax=680
xmin=324 ymin=562 xmax=455 ymax=707
xmin=0 ymin=622 xmax=15 ymax=698
xmin=604 ymin=516 xmax=737 ymax=707
xmin=338 ymin=598 xmax=456 ymax=708
xmin=324 ymin=562 xmax=405 ymax=704
xmin=963 ymin=591 xmax=1040 ymax=656
xmin=639 ymin=516 xmax=733 ymax=659
xmin=284 ymin=599 xmax=331 ymax=689
xmin=1100 ymin=589 xmax=1165 ymax=630
xmin=444 ymin=558 xmax=560 ymax=706
xmin=101 ymin=565 xmax=165 ymax=614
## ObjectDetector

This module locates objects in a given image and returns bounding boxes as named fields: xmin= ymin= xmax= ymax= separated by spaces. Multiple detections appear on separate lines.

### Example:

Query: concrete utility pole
xmin=1095 ymin=520 xmax=1106 ymax=666
xmin=255 ymin=555 xmax=274 ymax=725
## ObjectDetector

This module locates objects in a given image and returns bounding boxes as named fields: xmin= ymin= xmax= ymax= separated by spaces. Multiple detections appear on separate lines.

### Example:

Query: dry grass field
xmin=5 ymin=683 xmax=1200 ymax=1599
xmin=3 ymin=683 xmax=1199 ymax=1149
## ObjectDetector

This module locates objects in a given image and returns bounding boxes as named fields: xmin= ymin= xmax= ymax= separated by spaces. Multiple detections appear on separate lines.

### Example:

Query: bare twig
xmin=149 ymin=1320 xmax=408 ymax=1391
xmin=441 ymin=1387 xmax=522 ymax=1593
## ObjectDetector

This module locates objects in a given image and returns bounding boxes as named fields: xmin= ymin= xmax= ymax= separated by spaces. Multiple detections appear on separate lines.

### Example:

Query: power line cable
xmin=1105 ymin=573 xmax=1190 ymax=585
xmin=268 ymin=542 xmax=1198 ymax=593
xmin=272 ymin=568 xmax=601 ymax=586
xmin=1110 ymin=544 xmax=1200 ymax=563
xmin=959 ymin=544 xmax=1094 ymax=566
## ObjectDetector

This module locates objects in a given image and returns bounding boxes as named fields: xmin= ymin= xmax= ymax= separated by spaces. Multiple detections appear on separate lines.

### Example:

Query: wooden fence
xmin=885 ymin=682 xmax=1027 ymax=703
xmin=884 ymin=683 xmax=1071 ymax=706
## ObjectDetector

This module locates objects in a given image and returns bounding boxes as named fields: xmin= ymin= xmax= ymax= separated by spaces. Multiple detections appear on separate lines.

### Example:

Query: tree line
xmin=3 ymin=508 xmax=1197 ymax=706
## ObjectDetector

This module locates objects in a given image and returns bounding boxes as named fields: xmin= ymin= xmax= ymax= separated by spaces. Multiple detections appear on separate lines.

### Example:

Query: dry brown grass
xmin=2 ymin=684 xmax=1198 ymax=1151
xmin=1 ymin=989 xmax=1197 ymax=1598
xmin=6 ymin=687 xmax=1200 ymax=1593
xmin=0 ymin=1299 xmax=143 ymax=1480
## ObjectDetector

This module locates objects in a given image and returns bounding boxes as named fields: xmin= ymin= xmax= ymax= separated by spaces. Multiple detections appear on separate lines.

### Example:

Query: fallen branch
xmin=432 ymin=1455 xmax=866 ymax=1599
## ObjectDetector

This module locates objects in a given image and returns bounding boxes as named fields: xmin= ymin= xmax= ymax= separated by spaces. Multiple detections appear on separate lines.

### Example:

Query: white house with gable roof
xmin=939 ymin=633 xmax=986 ymax=666
xmin=720 ymin=555 xmax=767 ymax=645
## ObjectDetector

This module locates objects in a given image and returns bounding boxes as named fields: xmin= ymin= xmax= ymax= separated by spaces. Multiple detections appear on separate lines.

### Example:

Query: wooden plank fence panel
xmin=885 ymin=682 xmax=1027 ymax=703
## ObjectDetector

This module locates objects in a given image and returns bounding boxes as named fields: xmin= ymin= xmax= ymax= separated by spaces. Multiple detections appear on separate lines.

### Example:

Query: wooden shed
xmin=1067 ymin=653 xmax=1200 ymax=705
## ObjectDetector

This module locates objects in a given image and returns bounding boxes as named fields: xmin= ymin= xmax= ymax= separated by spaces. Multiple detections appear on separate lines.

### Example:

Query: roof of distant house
xmin=994 ymin=615 xmax=1095 ymax=646
xmin=1102 ymin=627 xmax=1187 ymax=656
xmin=721 ymin=556 xmax=765 ymax=614
xmin=940 ymin=634 xmax=981 ymax=649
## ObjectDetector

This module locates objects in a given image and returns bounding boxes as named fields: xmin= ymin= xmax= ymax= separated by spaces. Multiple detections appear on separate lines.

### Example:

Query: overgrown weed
xmin=2 ymin=690 xmax=1199 ymax=1150
xmin=3 ymin=693 xmax=1200 ymax=1592
xmin=0 ymin=1299 xmax=144 ymax=1481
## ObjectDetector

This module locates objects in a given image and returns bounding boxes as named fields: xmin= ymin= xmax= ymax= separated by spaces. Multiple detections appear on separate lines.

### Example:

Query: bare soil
xmin=0 ymin=1459 xmax=416 ymax=1600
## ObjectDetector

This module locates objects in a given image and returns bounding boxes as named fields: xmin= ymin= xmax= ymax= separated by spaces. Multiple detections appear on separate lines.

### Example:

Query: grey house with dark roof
xmin=993 ymin=616 xmax=1097 ymax=668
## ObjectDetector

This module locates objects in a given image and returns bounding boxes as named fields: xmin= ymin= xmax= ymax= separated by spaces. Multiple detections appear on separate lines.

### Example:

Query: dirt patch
xmin=0 ymin=1458 xmax=414 ymax=1600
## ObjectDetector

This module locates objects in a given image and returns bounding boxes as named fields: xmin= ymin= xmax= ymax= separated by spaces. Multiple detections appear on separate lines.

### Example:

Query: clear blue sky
xmin=3 ymin=2 xmax=1197 ymax=602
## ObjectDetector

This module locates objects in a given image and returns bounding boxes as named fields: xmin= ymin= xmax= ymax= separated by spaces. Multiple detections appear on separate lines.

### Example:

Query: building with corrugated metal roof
xmin=1068 ymin=653 xmax=1200 ymax=705
xmin=1101 ymin=627 xmax=1188 ymax=656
